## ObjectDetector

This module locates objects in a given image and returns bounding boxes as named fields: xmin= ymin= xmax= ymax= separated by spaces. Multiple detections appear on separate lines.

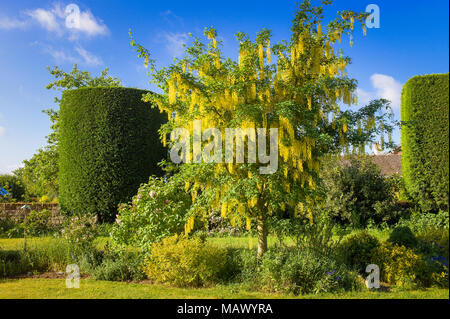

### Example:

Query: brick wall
xmin=0 ymin=203 xmax=63 ymax=225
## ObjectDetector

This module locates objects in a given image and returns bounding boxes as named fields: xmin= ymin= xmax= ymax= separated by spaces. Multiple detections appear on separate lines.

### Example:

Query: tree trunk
xmin=256 ymin=214 xmax=268 ymax=258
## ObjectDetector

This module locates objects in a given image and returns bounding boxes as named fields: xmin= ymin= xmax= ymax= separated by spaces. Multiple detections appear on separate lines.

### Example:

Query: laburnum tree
xmin=132 ymin=0 xmax=396 ymax=257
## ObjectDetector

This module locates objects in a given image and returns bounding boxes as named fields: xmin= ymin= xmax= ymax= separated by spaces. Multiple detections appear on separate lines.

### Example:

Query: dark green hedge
xmin=59 ymin=87 xmax=166 ymax=222
xmin=401 ymin=73 xmax=449 ymax=212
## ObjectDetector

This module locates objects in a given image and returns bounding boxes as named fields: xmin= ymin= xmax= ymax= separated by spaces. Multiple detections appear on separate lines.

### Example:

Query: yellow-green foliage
xmin=39 ymin=195 xmax=51 ymax=203
xmin=372 ymin=243 xmax=429 ymax=287
xmin=143 ymin=235 xmax=227 ymax=287
xmin=401 ymin=73 xmax=449 ymax=212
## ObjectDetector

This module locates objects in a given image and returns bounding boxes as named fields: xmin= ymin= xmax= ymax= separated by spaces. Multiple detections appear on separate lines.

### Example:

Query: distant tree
xmin=0 ymin=174 xmax=25 ymax=202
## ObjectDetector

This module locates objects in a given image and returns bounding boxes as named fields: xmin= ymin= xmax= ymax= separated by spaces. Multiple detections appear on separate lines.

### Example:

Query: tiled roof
xmin=370 ymin=154 xmax=402 ymax=176
xmin=341 ymin=154 xmax=402 ymax=176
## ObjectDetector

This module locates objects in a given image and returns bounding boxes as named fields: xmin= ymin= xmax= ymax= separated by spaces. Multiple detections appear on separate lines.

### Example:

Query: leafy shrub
xmin=142 ymin=235 xmax=227 ymax=287
xmin=339 ymin=231 xmax=380 ymax=274
xmin=92 ymin=255 xmax=146 ymax=282
xmin=0 ymin=174 xmax=25 ymax=202
xmin=401 ymin=73 xmax=449 ymax=212
xmin=80 ymin=249 xmax=146 ymax=282
xmin=59 ymin=87 xmax=167 ymax=222
xmin=8 ymin=209 xmax=57 ymax=237
xmin=397 ymin=208 xmax=449 ymax=233
xmin=0 ymin=215 xmax=16 ymax=237
xmin=387 ymin=226 xmax=418 ymax=249
xmin=321 ymin=157 xmax=399 ymax=227
xmin=387 ymin=173 xmax=410 ymax=202
xmin=110 ymin=177 xmax=191 ymax=254
xmin=415 ymin=228 xmax=449 ymax=260
xmin=257 ymin=247 xmax=363 ymax=295
xmin=371 ymin=242 xmax=431 ymax=287
xmin=268 ymin=215 xmax=342 ymax=259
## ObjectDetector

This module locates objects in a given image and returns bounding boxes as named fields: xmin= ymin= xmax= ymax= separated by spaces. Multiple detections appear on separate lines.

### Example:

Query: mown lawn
xmin=0 ymin=278 xmax=447 ymax=299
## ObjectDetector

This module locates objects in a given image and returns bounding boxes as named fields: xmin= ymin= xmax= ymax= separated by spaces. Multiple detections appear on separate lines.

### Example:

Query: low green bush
xmin=142 ymin=235 xmax=227 ymax=287
xmin=257 ymin=247 xmax=363 ymax=295
xmin=90 ymin=252 xmax=146 ymax=282
xmin=387 ymin=226 xmax=418 ymax=249
xmin=339 ymin=231 xmax=380 ymax=275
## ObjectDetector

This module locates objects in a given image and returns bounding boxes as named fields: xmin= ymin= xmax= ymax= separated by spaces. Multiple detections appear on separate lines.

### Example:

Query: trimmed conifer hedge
xmin=401 ymin=73 xmax=449 ymax=212
xmin=59 ymin=87 xmax=166 ymax=222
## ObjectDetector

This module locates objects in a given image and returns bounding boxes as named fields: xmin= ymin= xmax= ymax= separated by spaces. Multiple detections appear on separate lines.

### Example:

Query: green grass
xmin=0 ymin=236 xmax=108 ymax=251
xmin=0 ymin=278 xmax=447 ymax=299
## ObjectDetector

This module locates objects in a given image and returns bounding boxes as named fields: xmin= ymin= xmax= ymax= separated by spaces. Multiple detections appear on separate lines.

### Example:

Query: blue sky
xmin=0 ymin=0 xmax=448 ymax=174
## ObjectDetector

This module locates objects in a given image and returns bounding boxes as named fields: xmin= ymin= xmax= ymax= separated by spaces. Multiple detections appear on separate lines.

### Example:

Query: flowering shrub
xmin=60 ymin=214 xmax=98 ymax=253
xmin=142 ymin=235 xmax=227 ymax=287
xmin=110 ymin=177 xmax=191 ymax=254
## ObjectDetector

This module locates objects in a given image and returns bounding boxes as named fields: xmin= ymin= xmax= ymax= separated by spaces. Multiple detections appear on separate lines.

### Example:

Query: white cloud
xmin=75 ymin=46 xmax=103 ymax=66
xmin=162 ymin=32 xmax=189 ymax=57
xmin=0 ymin=126 xmax=5 ymax=137
xmin=370 ymin=74 xmax=403 ymax=109
xmin=77 ymin=10 xmax=108 ymax=36
xmin=26 ymin=8 xmax=61 ymax=33
xmin=356 ymin=74 xmax=403 ymax=109
xmin=0 ymin=15 xmax=28 ymax=30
